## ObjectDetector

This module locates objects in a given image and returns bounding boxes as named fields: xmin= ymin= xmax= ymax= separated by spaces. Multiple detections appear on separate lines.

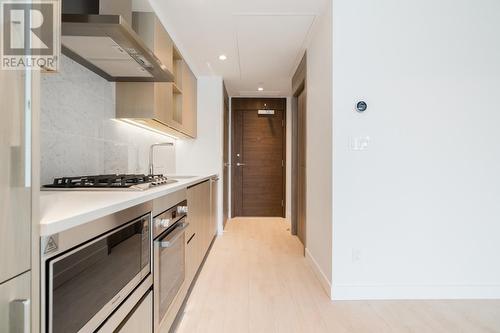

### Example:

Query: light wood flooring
xmin=175 ymin=217 xmax=500 ymax=333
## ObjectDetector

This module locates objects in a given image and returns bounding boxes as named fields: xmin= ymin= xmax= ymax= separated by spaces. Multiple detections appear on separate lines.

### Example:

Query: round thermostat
xmin=356 ymin=101 xmax=367 ymax=112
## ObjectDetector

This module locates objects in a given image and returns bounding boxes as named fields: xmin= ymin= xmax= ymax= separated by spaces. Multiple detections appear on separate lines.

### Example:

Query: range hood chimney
xmin=61 ymin=0 xmax=174 ymax=82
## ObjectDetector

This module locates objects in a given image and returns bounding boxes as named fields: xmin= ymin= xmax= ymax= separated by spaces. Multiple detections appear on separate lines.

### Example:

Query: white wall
xmin=332 ymin=0 xmax=500 ymax=299
xmin=303 ymin=0 xmax=334 ymax=294
xmin=176 ymin=76 xmax=224 ymax=233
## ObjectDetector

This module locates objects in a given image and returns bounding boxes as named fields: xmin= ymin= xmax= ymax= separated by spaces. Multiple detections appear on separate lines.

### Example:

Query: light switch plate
xmin=349 ymin=136 xmax=371 ymax=151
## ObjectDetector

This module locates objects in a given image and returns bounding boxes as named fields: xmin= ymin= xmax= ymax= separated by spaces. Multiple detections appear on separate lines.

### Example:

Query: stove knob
xmin=177 ymin=206 xmax=188 ymax=214
xmin=156 ymin=218 xmax=170 ymax=228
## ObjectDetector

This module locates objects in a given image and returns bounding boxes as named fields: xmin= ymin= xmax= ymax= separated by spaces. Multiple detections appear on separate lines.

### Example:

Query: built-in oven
xmin=153 ymin=200 xmax=188 ymax=332
xmin=41 ymin=202 xmax=152 ymax=333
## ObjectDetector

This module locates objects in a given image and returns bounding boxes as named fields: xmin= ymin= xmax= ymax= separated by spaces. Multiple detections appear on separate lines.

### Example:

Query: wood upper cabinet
xmin=164 ymin=50 xmax=197 ymax=137
xmin=116 ymin=82 xmax=172 ymax=125
xmin=132 ymin=12 xmax=173 ymax=73
xmin=181 ymin=62 xmax=197 ymax=137
xmin=115 ymin=12 xmax=197 ymax=138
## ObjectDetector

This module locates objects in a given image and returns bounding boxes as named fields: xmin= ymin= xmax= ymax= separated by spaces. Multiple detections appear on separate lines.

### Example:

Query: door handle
xmin=10 ymin=299 xmax=30 ymax=333
xmin=236 ymin=163 xmax=246 ymax=167
xmin=159 ymin=222 xmax=189 ymax=248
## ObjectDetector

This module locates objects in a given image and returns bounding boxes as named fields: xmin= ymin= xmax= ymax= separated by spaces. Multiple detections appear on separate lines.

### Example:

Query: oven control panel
xmin=153 ymin=200 xmax=187 ymax=239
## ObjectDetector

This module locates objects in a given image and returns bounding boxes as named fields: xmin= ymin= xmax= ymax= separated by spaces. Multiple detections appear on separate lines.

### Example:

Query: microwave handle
xmin=10 ymin=299 xmax=30 ymax=333
xmin=159 ymin=222 xmax=189 ymax=248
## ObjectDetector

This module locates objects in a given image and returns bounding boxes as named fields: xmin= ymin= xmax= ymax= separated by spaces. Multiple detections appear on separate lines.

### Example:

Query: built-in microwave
xmin=41 ymin=202 xmax=152 ymax=333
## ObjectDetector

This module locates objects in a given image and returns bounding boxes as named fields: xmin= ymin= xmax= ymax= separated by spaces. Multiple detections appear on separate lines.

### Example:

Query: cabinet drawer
xmin=0 ymin=271 xmax=31 ymax=333
xmin=118 ymin=291 xmax=152 ymax=333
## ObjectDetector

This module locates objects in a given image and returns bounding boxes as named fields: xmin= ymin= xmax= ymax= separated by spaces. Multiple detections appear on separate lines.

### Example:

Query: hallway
xmin=175 ymin=218 xmax=500 ymax=333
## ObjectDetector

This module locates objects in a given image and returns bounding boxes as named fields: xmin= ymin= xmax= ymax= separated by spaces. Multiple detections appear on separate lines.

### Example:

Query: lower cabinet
xmin=0 ymin=271 xmax=31 ymax=333
xmin=117 ymin=291 xmax=153 ymax=333
xmin=187 ymin=180 xmax=211 ymax=272
xmin=185 ymin=225 xmax=199 ymax=286
xmin=209 ymin=177 xmax=219 ymax=242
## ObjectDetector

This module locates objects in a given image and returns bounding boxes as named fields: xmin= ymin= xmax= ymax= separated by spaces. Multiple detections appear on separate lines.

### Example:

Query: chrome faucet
xmin=149 ymin=142 xmax=174 ymax=176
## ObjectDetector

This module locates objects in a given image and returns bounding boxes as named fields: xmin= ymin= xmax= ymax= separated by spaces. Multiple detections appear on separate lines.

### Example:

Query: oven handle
xmin=159 ymin=221 xmax=189 ymax=248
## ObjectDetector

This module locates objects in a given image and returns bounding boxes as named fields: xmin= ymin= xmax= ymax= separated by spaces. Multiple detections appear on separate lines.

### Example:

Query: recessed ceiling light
xmin=258 ymin=87 xmax=264 ymax=91
xmin=218 ymin=54 xmax=227 ymax=61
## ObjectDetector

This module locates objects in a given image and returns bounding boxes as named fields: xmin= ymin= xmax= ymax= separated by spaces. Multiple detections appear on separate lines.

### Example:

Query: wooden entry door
xmin=232 ymin=98 xmax=286 ymax=217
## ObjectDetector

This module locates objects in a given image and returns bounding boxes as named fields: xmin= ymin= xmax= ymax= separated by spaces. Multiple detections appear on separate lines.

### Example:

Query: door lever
xmin=236 ymin=163 xmax=246 ymax=167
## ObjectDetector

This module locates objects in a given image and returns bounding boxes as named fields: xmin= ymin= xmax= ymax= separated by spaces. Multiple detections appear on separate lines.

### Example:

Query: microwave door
xmin=47 ymin=215 xmax=151 ymax=333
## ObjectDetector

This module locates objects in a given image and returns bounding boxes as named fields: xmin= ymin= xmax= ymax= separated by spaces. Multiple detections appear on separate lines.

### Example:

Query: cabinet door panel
xmin=0 ymin=68 xmax=31 ymax=284
xmin=154 ymin=83 xmax=172 ymax=124
xmin=210 ymin=179 xmax=218 ymax=240
xmin=118 ymin=291 xmax=152 ymax=333
xmin=187 ymin=181 xmax=211 ymax=268
xmin=154 ymin=20 xmax=174 ymax=73
xmin=181 ymin=64 xmax=197 ymax=137
xmin=185 ymin=230 xmax=198 ymax=286
xmin=132 ymin=12 xmax=173 ymax=73
xmin=0 ymin=271 xmax=31 ymax=333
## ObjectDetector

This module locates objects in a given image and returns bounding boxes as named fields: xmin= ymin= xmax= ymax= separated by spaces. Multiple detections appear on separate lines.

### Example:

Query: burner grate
xmin=45 ymin=174 xmax=166 ymax=189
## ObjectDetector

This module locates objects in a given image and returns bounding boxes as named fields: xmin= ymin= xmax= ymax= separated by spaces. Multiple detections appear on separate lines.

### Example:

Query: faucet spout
xmin=149 ymin=142 xmax=174 ymax=176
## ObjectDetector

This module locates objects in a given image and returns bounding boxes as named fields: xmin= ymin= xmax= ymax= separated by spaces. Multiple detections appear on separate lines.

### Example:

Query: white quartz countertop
xmin=40 ymin=174 xmax=216 ymax=236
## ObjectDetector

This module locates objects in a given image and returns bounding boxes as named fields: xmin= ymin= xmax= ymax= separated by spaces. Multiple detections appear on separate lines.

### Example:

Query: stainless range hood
xmin=61 ymin=0 xmax=174 ymax=82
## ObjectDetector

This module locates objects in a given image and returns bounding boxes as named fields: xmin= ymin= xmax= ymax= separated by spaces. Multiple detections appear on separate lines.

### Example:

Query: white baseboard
xmin=305 ymin=248 xmax=332 ymax=298
xmin=332 ymin=284 xmax=500 ymax=300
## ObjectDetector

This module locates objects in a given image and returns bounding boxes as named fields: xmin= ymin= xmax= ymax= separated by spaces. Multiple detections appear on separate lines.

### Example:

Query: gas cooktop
xmin=42 ymin=174 xmax=177 ymax=191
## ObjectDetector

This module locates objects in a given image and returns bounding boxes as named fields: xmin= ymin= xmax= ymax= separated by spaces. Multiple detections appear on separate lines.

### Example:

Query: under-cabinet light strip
xmin=115 ymin=119 xmax=179 ymax=140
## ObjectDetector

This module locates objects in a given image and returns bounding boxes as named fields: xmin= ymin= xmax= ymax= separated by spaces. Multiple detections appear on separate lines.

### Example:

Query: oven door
xmin=154 ymin=218 xmax=189 ymax=330
xmin=47 ymin=214 xmax=151 ymax=333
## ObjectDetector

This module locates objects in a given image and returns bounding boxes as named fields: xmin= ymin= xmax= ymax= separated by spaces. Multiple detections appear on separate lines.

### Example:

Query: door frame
xmin=222 ymin=83 xmax=230 ymax=229
xmin=291 ymin=53 xmax=307 ymax=247
xmin=231 ymin=98 xmax=287 ymax=218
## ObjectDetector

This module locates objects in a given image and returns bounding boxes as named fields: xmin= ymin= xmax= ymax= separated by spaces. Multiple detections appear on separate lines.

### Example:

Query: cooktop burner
xmin=42 ymin=174 xmax=176 ymax=191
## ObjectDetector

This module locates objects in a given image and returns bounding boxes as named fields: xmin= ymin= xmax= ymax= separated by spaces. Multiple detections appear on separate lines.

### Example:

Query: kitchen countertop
xmin=40 ymin=174 xmax=216 ymax=236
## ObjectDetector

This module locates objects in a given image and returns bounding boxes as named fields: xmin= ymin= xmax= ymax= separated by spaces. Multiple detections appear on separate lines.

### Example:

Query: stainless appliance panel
xmin=42 ymin=202 xmax=152 ymax=260
xmin=152 ymin=189 xmax=186 ymax=217
xmin=116 ymin=290 xmax=153 ymax=333
xmin=61 ymin=14 xmax=174 ymax=82
xmin=46 ymin=214 xmax=151 ymax=333
xmin=154 ymin=218 xmax=188 ymax=331
xmin=96 ymin=276 xmax=152 ymax=333
xmin=152 ymin=199 xmax=187 ymax=239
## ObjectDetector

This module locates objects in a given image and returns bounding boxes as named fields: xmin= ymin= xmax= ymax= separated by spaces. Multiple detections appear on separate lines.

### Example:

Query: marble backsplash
xmin=40 ymin=55 xmax=176 ymax=185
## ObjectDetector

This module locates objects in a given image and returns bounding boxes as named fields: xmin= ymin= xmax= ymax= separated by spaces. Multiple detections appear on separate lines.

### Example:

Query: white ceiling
xmin=147 ymin=0 xmax=327 ymax=97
